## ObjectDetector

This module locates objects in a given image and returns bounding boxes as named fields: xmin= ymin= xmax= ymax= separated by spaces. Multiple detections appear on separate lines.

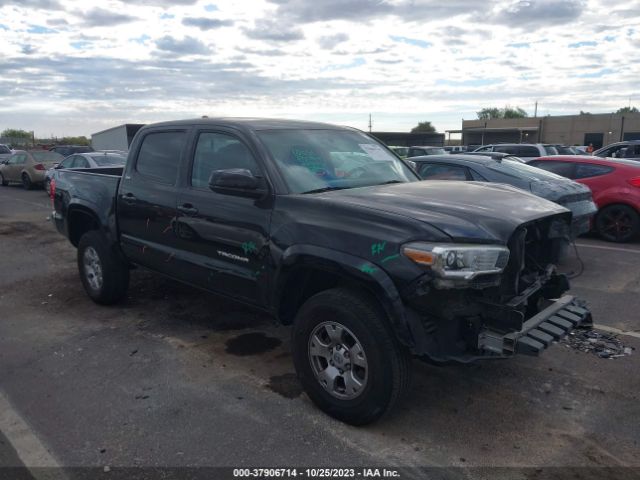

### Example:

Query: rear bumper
xmin=478 ymin=295 xmax=592 ymax=356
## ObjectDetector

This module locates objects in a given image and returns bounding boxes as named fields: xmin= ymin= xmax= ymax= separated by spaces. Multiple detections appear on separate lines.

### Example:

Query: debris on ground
xmin=561 ymin=329 xmax=634 ymax=359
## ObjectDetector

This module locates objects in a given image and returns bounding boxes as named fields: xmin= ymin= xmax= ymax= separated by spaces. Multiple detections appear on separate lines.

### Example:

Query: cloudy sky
xmin=0 ymin=0 xmax=638 ymax=138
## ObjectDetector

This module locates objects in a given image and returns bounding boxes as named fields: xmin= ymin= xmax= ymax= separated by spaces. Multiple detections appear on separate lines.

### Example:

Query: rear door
xmin=174 ymin=129 xmax=272 ymax=306
xmin=117 ymin=128 xmax=189 ymax=275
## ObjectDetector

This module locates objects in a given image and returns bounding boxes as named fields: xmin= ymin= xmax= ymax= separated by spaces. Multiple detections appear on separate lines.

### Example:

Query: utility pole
xmin=368 ymin=114 xmax=372 ymax=133
xmin=534 ymin=101 xmax=538 ymax=118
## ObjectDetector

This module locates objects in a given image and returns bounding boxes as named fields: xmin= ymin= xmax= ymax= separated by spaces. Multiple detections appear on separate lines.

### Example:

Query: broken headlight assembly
xmin=402 ymin=242 xmax=510 ymax=282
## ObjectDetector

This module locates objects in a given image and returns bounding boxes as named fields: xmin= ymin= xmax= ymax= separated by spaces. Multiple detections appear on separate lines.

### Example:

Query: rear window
xmin=528 ymin=160 xmax=575 ymax=178
xmin=32 ymin=151 xmax=64 ymax=162
xmin=543 ymin=145 xmax=559 ymax=155
xmin=91 ymin=154 xmax=126 ymax=166
xmin=135 ymin=131 xmax=186 ymax=184
xmin=488 ymin=159 xmax=565 ymax=181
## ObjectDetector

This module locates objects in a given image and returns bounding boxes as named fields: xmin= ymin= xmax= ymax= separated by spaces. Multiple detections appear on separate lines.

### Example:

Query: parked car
xmin=406 ymin=146 xmax=447 ymax=157
xmin=409 ymin=154 xmax=597 ymax=238
xmin=473 ymin=143 xmax=559 ymax=160
xmin=49 ymin=145 xmax=94 ymax=157
xmin=551 ymin=145 xmax=583 ymax=155
xmin=528 ymin=156 xmax=640 ymax=242
xmin=0 ymin=150 xmax=64 ymax=189
xmin=51 ymin=118 xmax=591 ymax=425
xmin=443 ymin=146 xmax=467 ymax=153
xmin=461 ymin=151 xmax=526 ymax=163
xmin=388 ymin=146 xmax=409 ymax=158
xmin=593 ymin=140 xmax=640 ymax=159
xmin=44 ymin=151 xmax=127 ymax=195
xmin=0 ymin=144 xmax=13 ymax=164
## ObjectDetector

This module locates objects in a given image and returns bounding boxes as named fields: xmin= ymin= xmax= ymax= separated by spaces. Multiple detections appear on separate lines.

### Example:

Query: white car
xmin=44 ymin=151 xmax=127 ymax=195
xmin=473 ymin=143 xmax=559 ymax=161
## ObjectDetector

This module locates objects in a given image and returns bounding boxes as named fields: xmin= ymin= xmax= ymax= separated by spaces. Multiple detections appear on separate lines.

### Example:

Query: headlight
xmin=402 ymin=242 xmax=510 ymax=280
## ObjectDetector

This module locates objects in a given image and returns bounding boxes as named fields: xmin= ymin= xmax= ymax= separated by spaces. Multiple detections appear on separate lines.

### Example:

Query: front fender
xmin=274 ymin=244 xmax=422 ymax=349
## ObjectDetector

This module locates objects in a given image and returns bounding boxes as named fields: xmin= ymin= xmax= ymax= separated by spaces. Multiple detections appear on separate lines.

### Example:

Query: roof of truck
xmin=142 ymin=117 xmax=353 ymax=131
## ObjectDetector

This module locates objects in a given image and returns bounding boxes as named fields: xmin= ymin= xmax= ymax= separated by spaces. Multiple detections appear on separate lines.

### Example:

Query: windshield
xmin=91 ymin=154 xmax=126 ymax=166
xmin=257 ymin=129 xmax=417 ymax=193
xmin=544 ymin=145 xmax=559 ymax=155
xmin=554 ymin=146 xmax=575 ymax=155
xmin=488 ymin=159 xmax=567 ymax=181
xmin=32 ymin=151 xmax=64 ymax=162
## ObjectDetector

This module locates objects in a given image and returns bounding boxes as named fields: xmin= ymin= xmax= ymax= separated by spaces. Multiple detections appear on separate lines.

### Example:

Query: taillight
xmin=628 ymin=177 xmax=640 ymax=188
xmin=50 ymin=178 xmax=56 ymax=200
xmin=34 ymin=163 xmax=45 ymax=171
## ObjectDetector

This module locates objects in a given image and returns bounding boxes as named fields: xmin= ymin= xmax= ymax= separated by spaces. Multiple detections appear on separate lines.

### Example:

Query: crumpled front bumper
xmin=478 ymin=295 xmax=592 ymax=356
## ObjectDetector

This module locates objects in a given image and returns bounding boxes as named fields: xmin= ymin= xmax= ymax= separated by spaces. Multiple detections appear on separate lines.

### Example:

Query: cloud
xmin=243 ymin=20 xmax=304 ymax=42
xmin=569 ymin=41 xmax=597 ymax=48
xmin=494 ymin=0 xmax=585 ymax=29
xmin=317 ymin=33 xmax=348 ymax=49
xmin=182 ymin=17 xmax=233 ymax=30
xmin=79 ymin=8 xmax=139 ymax=27
xmin=155 ymin=35 xmax=211 ymax=55
xmin=390 ymin=35 xmax=431 ymax=48
xmin=0 ymin=0 xmax=63 ymax=9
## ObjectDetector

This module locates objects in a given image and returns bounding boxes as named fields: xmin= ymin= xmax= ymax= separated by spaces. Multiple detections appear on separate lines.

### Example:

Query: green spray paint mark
xmin=242 ymin=241 xmax=258 ymax=256
xmin=360 ymin=264 xmax=377 ymax=275
xmin=381 ymin=253 xmax=400 ymax=264
xmin=371 ymin=241 xmax=386 ymax=256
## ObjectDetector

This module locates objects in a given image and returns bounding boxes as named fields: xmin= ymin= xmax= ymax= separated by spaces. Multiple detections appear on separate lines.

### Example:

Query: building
xmin=371 ymin=131 xmax=445 ymax=147
xmin=91 ymin=124 xmax=144 ymax=151
xmin=451 ymin=113 xmax=640 ymax=149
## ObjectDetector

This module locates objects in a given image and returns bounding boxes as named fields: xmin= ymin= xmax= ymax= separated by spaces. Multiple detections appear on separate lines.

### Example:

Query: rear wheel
xmin=77 ymin=230 xmax=130 ymax=305
xmin=0 ymin=172 xmax=7 ymax=186
xmin=595 ymin=204 xmax=639 ymax=242
xmin=292 ymin=287 xmax=411 ymax=425
xmin=21 ymin=173 xmax=33 ymax=190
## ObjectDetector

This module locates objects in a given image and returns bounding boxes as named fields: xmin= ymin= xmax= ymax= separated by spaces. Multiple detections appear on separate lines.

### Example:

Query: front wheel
xmin=292 ymin=288 xmax=411 ymax=425
xmin=77 ymin=230 xmax=130 ymax=305
xmin=21 ymin=173 xmax=33 ymax=190
xmin=595 ymin=204 xmax=639 ymax=242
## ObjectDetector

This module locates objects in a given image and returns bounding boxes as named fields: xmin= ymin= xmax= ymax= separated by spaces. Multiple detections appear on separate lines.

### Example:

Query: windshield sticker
xmin=359 ymin=144 xmax=389 ymax=161
xmin=290 ymin=146 xmax=325 ymax=173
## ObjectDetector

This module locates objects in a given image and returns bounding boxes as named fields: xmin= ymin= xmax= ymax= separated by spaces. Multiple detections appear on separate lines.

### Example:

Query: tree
xmin=579 ymin=110 xmax=592 ymax=115
xmin=59 ymin=136 xmax=90 ymax=145
xmin=615 ymin=106 xmax=639 ymax=115
xmin=477 ymin=106 xmax=528 ymax=120
xmin=411 ymin=121 xmax=436 ymax=133
xmin=1 ymin=128 xmax=32 ymax=139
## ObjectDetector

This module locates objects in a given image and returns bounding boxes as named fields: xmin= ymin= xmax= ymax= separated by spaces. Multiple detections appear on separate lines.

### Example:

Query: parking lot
xmin=1 ymin=185 xmax=639 ymax=478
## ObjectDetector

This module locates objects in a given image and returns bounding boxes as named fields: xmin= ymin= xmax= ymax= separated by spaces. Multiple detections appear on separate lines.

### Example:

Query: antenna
xmin=368 ymin=113 xmax=372 ymax=133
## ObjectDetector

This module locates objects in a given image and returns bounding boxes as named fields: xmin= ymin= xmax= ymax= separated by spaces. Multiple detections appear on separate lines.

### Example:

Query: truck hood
xmin=319 ymin=181 xmax=570 ymax=243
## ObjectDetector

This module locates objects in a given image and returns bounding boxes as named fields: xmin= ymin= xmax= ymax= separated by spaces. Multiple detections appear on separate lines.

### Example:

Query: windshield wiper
xmin=376 ymin=180 xmax=405 ymax=186
xmin=302 ymin=186 xmax=348 ymax=194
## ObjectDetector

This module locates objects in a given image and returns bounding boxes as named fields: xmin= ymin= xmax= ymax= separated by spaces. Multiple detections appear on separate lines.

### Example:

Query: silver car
xmin=44 ymin=151 xmax=127 ymax=194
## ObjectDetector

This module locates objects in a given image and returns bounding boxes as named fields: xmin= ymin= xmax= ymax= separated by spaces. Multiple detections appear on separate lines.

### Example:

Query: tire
xmin=21 ymin=173 xmax=33 ymax=190
xmin=595 ymin=204 xmax=639 ymax=243
xmin=292 ymin=287 xmax=411 ymax=425
xmin=77 ymin=230 xmax=130 ymax=305
xmin=0 ymin=172 xmax=7 ymax=186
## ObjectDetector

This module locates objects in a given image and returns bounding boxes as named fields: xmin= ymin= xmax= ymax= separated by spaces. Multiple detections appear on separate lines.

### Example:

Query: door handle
xmin=178 ymin=203 xmax=199 ymax=216
xmin=122 ymin=193 xmax=137 ymax=204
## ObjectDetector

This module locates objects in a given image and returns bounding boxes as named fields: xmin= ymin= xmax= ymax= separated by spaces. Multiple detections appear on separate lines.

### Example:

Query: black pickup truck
xmin=52 ymin=118 xmax=591 ymax=425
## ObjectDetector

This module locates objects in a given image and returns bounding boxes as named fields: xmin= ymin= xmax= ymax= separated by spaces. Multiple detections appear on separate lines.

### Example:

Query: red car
xmin=528 ymin=156 xmax=640 ymax=242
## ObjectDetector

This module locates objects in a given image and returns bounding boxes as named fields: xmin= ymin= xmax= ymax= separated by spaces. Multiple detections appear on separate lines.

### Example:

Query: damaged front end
xmin=401 ymin=215 xmax=592 ymax=362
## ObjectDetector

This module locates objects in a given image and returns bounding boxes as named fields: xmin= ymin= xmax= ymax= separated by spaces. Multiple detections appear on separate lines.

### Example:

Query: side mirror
xmin=209 ymin=169 xmax=264 ymax=197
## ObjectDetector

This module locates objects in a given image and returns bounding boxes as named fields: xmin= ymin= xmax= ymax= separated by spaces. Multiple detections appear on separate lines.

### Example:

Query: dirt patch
xmin=266 ymin=373 xmax=303 ymax=399
xmin=225 ymin=332 xmax=282 ymax=356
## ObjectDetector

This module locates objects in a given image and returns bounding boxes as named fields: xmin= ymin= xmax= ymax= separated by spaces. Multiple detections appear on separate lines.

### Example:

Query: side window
xmin=191 ymin=132 xmax=261 ymax=189
xmin=475 ymin=146 xmax=492 ymax=152
xmin=574 ymin=163 xmax=614 ymax=179
xmin=136 ymin=131 xmax=185 ymax=184
xmin=469 ymin=168 xmax=487 ymax=181
xmin=494 ymin=145 xmax=515 ymax=154
xmin=60 ymin=156 xmax=76 ymax=168
xmin=6 ymin=155 xmax=18 ymax=165
xmin=11 ymin=154 xmax=26 ymax=165
xmin=75 ymin=157 xmax=90 ymax=168
xmin=529 ymin=161 xmax=575 ymax=178
xmin=419 ymin=163 xmax=468 ymax=180
xmin=517 ymin=146 xmax=540 ymax=157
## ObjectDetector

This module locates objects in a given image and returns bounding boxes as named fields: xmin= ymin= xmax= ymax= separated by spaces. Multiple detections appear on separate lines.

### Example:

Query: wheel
xmin=21 ymin=173 xmax=33 ymax=190
xmin=44 ymin=178 xmax=51 ymax=196
xmin=595 ymin=204 xmax=639 ymax=243
xmin=77 ymin=230 xmax=130 ymax=305
xmin=292 ymin=287 xmax=411 ymax=425
xmin=0 ymin=172 xmax=7 ymax=186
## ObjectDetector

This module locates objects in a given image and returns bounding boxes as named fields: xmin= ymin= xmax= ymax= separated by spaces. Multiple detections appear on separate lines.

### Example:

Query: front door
xmin=5 ymin=154 xmax=26 ymax=182
xmin=174 ymin=130 xmax=272 ymax=306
